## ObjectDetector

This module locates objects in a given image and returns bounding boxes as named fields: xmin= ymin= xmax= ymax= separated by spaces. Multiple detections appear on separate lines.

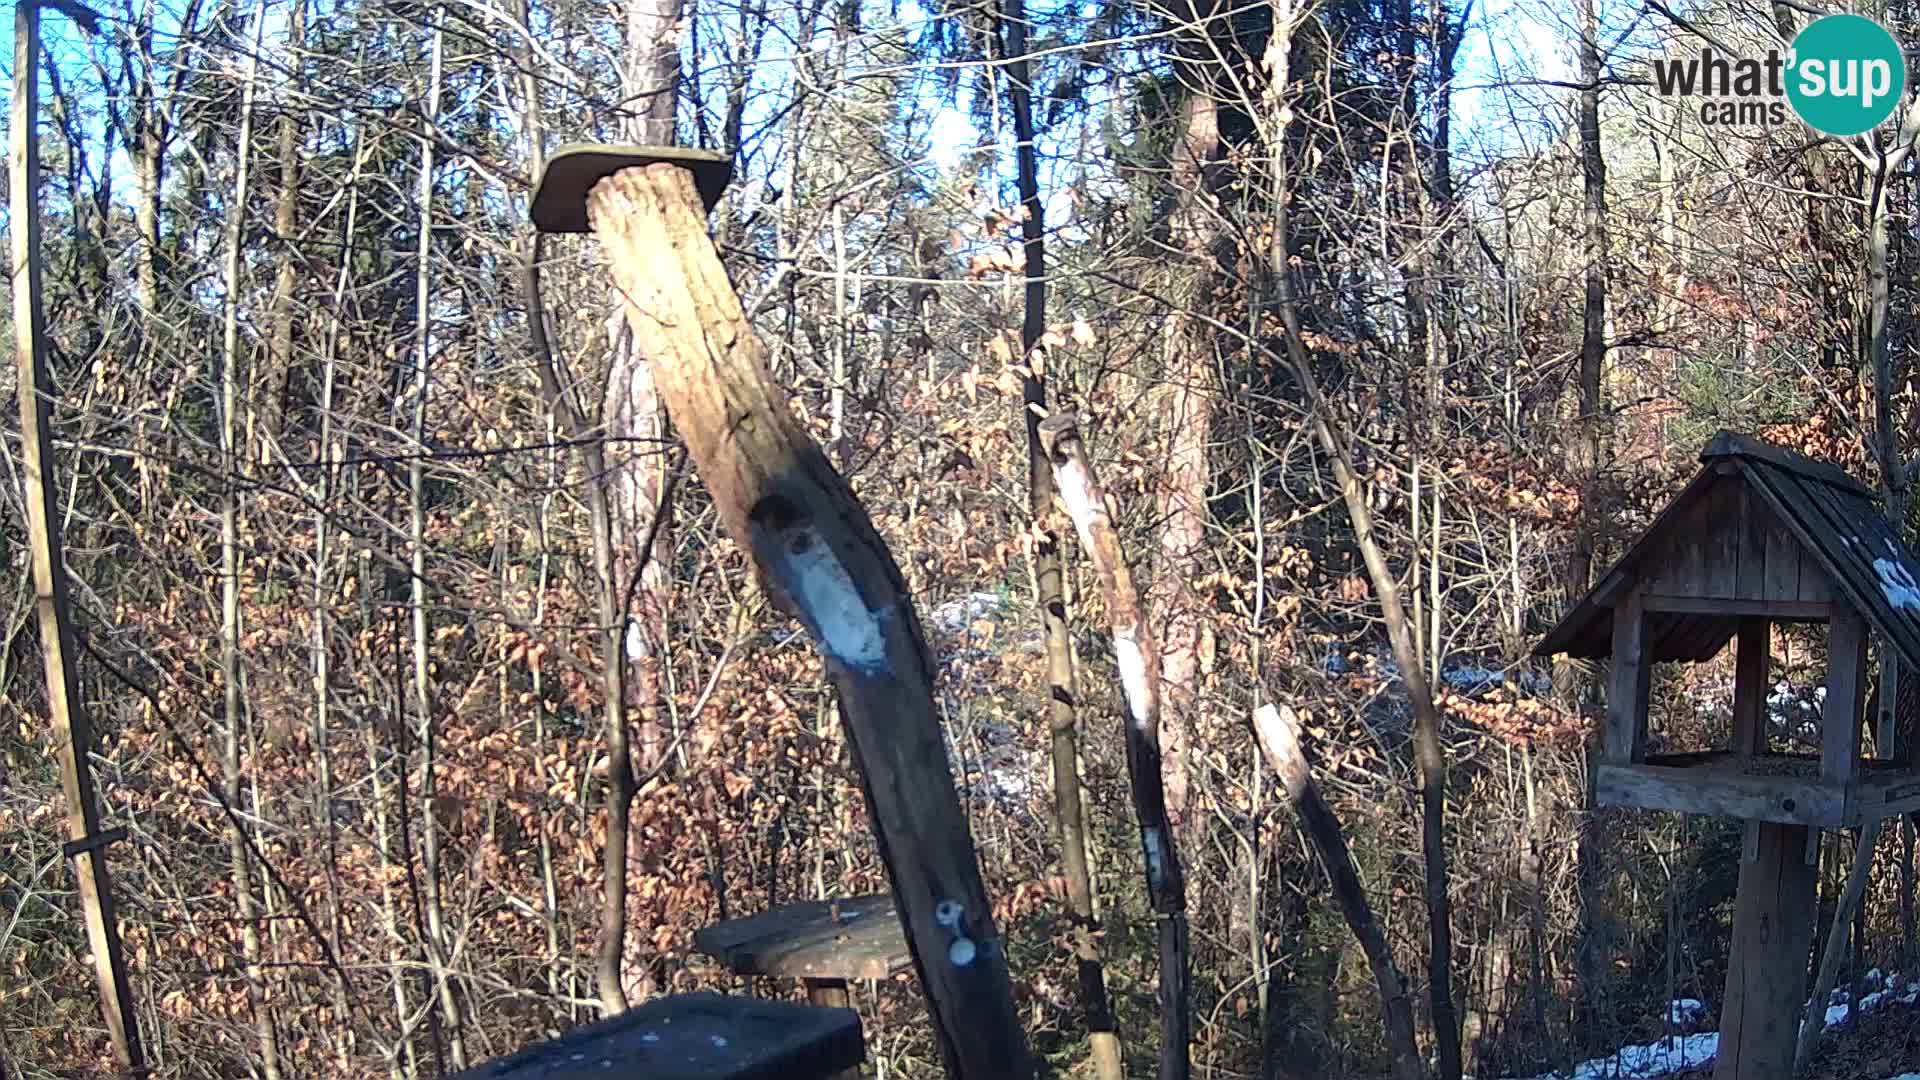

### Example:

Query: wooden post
xmin=532 ymin=148 xmax=1032 ymax=1079
xmin=1036 ymin=413 xmax=1191 ymax=1080
xmin=1606 ymin=587 xmax=1651 ymax=763
xmin=1732 ymin=618 xmax=1770 ymax=756
xmin=1713 ymin=822 xmax=1817 ymax=1080
xmin=1823 ymin=602 xmax=1868 ymax=788
xmin=11 ymin=3 xmax=145 ymax=1072
xmin=1734 ymin=618 xmax=1769 ymax=863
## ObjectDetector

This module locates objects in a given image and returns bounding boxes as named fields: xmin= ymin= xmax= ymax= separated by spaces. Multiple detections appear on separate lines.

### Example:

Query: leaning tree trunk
xmin=574 ymin=160 xmax=1033 ymax=1078
xmin=1038 ymin=414 xmax=1192 ymax=1080
xmin=1265 ymin=35 xmax=1456 ymax=1072
xmin=1253 ymin=704 xmax=1428 ymax=1080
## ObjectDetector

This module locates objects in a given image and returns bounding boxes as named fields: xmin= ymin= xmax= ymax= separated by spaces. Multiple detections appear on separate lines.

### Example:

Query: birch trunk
xmin=217 ymin=5 xmax=280 ymax=1072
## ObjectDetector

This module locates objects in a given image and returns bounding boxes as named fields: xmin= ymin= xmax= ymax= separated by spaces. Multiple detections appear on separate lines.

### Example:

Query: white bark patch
xmin=1054 ymin=458 xmax=1103 ymax=556
xmin=1875 ymin=557 xmax=1920 ymax=612
xmin=1142 ymin=826 xmax=1167 ymax=894
xmin=624 ymin=618 xmax=645 ymax=661
xmin=1114 ymin=638 xmax=1153 ymax=732
xmin=776 ymin=525 xmax=889 ymax=671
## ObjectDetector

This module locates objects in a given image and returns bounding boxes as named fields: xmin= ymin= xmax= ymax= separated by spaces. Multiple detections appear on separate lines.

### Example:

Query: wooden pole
xmin=12 ymin=1 xmax=145 ymax=1070
xmin=1036 ymin=413 xmax=1192 ymax=1080
xmin=1715 ymin=618 xmax=1820 ymax=1080
xmin=566 ymin=159 xmax=1031 ymax=1079
xmin=1713 ymin=822 xmax=1817 ymax=1080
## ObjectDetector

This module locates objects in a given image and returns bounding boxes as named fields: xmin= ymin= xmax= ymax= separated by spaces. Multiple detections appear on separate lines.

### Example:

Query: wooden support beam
xmin=1825 ymin=601 xmax=1868 ymax=788
xmin=1713 ymin=822 xmax=1817 ymax=1080
xmin=1640 ymin=596 xmax=1829 ymax=620
xmin=12 ymin=4 xmax=144 ymax=1071
xmin=1732 ymin=618 xmax=1770 ymax=756
xmin=537 ymin=153 xmax=1031 ymax=1079
xmin=1607 ymin=587 xmax=1652 ymax=764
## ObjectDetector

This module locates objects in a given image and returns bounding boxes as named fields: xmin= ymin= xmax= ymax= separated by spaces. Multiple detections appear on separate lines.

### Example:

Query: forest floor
xmin=1661 ymin=994 xmax=1920 ymax=1080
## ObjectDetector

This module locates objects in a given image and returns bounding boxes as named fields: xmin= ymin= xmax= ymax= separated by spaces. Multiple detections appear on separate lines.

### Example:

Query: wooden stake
xmin=551 ymin=158 xmax=1030 ymax=1079
xmin=11 ymin=1 xmax=144 ymax=1069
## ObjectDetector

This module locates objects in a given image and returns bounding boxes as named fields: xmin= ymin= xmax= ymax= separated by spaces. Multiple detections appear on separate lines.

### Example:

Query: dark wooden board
xmin=694 ymin=895 xmax=912 ymax=982
xmin=450 ymin=993 xmax=863 ymax=1080
xmin=532 ymin=144 xmax=732 ymax=232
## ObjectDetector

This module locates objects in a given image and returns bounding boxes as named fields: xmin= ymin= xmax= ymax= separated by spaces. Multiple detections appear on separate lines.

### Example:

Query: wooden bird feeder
xmin=1536 ymin=430 xmax=1920 ymax=1080
xmin=450 ymin=993 xmax=864 ymax=1079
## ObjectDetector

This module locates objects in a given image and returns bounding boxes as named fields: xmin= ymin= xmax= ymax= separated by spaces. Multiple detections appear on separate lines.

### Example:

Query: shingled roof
xmin=1534 ymin=431 xmax=1920 ymax=670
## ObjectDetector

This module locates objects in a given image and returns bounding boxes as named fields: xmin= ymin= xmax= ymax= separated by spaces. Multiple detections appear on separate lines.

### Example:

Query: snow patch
xmin=1875 ymin=556 xmax=1920 ymax=612
xmin=929 ymin=591 xmax=1005 ymax=635
xmin=1500 ymin=1032 xmax=1719 ymax=1080
xmin=1115 ymin=638 xmax=1154 ymax=730
xmin=1666 ymin=998 xmax=1706 ymax=1028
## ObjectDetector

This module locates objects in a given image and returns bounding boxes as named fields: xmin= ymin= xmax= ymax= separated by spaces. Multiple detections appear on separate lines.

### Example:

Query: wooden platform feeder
xmin=1536 ymin=431 xmax=1920 ymax=1080
xmin=693 ymin=895 xmax=912 ymax=1009
xmin=450 ymin=992 xmax=863 ymax=1079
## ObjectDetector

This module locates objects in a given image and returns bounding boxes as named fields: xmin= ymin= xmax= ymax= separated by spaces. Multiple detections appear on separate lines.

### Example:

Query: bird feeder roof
xmin=1534 ymin=431 xmax=1920 ymax=669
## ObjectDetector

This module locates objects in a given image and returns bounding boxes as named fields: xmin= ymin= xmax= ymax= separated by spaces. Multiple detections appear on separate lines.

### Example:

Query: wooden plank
xmin=1737 ymin=481 xmax=1770 ymax=599
xmin=1712 ymin=480 xmax=1741 ymax=595
xmin=1596 ymin=763 xmax=1846 ymax=826
xmin=451 ymin=993 xmax=864 ymax=1080
xmin=1714 ymin=822 xmax=1820 ymax=1080
xmin=1671 ymin=495 xmax=1711 ymax=598
xmin=1732 ymin=618 xmax=1771 ymax=756
xmin=1823 ymin=601 xmax=1868 ymax=788
xmin=1607 ymin=588 xmax=1652 ymax=763
xmin=1640 ymin=596 xmax=1828 ymax=620
xmin=693 ymin=896 xmax=910 ymax=982
xmin=1763 ymin=502 xmax=1804 ymax=605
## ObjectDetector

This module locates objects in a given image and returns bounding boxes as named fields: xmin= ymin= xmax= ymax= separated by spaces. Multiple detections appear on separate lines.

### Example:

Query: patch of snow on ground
xmin=1666 ymin=998 xmax=1706 ymax=1028
xmin=929 ymin=591 xmax=1006 ymax=635
xmin=1503 ymin=973 xmax=1918 ymax=1080
xmin=1501 ymin=1033 xmax=1721 ymax=1080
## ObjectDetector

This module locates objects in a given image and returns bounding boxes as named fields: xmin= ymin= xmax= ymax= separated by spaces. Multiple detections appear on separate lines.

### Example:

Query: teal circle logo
xmin=1787 ymin=14 xmax=1906 ymax=136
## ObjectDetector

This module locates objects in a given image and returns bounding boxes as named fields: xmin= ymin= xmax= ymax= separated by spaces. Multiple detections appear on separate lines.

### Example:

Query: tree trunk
xmin=1253 ymin=704 xmax=1428 ymax=1080
xmin=218 ymin=6 xmax=281 ymax=1072
xmin=12 ymin=6 xmax=145 ymax=1069
xmin=1038 ymin=415 xmax=1192 ymax=1080
xmin=580 ymin=160 xmax=1033 ymax=1078
xmin=259 ymin=0 xmax=305 ymax=462
xmin=408 ymin=17 xmax=467 ymax=1066
xmin=1156 ymin=0 xmax=1223 ymax=834
xmin=997 ymin=2 xmax=1121 ymax=1074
